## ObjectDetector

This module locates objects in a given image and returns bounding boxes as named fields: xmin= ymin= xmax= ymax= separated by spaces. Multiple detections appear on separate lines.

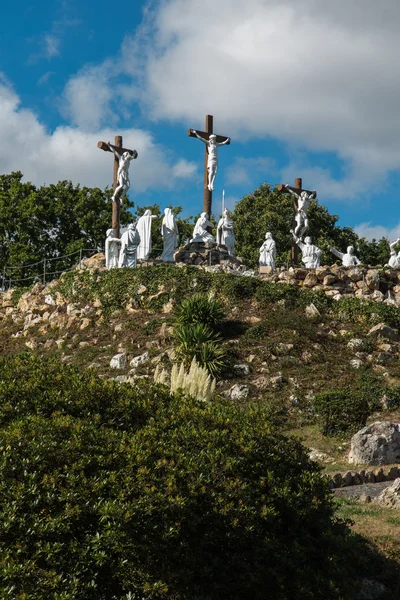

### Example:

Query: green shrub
xmin=174 ymin=293 xmax=225 ymax=329
xmin=174 ymin=323 xmax=227 ymax=376
xmin=0 ymin=353 xmax=366 ymax=599
xmin=219 ymin=275 xmax=260 ymax=300
xmin=334 ymin=297 xmax=400 ymax=330
xmin=313 ymin=390 xmax=370 ymax=435
xmin=243 ymin=323 xmax=268 ymax=340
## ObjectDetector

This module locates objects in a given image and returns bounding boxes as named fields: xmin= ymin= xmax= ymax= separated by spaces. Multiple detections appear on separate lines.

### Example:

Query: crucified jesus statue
xmin=190 ymin=130 xmax=230 ymax=191
xmin=108 ymin=142 xmax=136 ymax=201
xmin=284 ymin=184 xmax=316 ymax=238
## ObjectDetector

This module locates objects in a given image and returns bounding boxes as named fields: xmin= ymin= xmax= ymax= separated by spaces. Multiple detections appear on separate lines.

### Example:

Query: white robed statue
xmin=216 ymin=209 xmax=235 ymax=255
xmin=259 ymin=232 xmax=276 ymax=270
xmin=329 ymin=245 xmax=361 ymax=266
xmin=291 ymin=230 xmax=321 ymax=269
xmin=161 ymin=208 xmax=179 ymax=262
xmin=191 ymin=212 xmax=215 ymax=243
xmin=105 ymin=228 xmax=121 ymax=269
xmin=136 ymin=209 xmax=157 ymax=261
xmin=119 ymin=223 xmax=140 ymax=268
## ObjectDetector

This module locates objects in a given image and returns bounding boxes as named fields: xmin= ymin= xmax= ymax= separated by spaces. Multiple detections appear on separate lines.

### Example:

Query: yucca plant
xmin=174 ymin=322 xmax=215 ymax=353
xmin=196 ymin=341 xmax=227 ymax=378
xmin=174 ymin=293 xmax=225 ymax=330
xmin=173 ymin=323 xmax=227 ymax=376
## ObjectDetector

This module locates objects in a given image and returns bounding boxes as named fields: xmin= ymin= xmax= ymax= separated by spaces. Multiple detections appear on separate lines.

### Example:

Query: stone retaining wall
xmin=259 ymin=264 xmax=400 ymax=306
xmin=328 ymin=465 xmax=400 ymax=489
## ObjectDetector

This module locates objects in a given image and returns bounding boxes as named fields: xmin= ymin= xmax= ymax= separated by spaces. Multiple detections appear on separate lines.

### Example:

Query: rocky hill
xmin=2 ymin=256 xmax=400 ymax=596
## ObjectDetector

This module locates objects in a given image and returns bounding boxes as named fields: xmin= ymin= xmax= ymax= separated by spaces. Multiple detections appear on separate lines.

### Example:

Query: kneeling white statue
xmin=216 ymin=209 xmax=235 ymax=255
xmin=259 ymin=232 xmax=276 ymax=270
xmin=105 ymin=228 xmax=121 ymax=269
xmin=388 ymin=238 xmax=400 ymax=268
xmin=291 ymin=230 xmax=321 ymax=268
xmin=191 ymin=212 xmax=215 ymax=243
xmin=329 ymin=245 xmax=361 ymax=266
xmin=119 ymin=223 xmax=140 ymax=268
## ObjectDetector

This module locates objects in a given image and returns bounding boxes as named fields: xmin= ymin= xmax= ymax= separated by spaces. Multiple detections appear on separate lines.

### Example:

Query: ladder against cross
xmin=188 ymin=114 xmax=230 ymax=215
xmin=97 ymin=135 xmax=138 ymax=238
xmin=276 ymin=178 xmax=316 ymax=265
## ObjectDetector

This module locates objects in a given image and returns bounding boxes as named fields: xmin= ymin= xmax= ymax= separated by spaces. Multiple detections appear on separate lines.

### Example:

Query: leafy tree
xmin=0 ymin=172 xmax=133 ymax=280
xmin=232 ymin=183 xmax=387 ymax=267
xmin=0 ymin=353 xmax=375 ymax=599
xmin=358 ymin=236 xmax=390 ymax=266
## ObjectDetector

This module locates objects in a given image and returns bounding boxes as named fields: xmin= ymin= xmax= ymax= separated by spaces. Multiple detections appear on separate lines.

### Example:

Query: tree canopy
xmin=0 ymin=172 xmax=133 ymax=279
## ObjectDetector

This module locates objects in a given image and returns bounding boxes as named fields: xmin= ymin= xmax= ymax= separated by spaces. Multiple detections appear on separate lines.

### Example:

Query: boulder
xmin=347 ymin=267 xmax=364 ymax=282
xmin=377 ymin=478 xmax=400 ymax=508
xmin=110 ymin=353 xmax=127 ymax=369
xmin=233 ymin=363 xmax=250 ymax=376
xmin=305 ymin=303 xmax=320 ymax=318
xmin=79 ymin=253 xmax=106 ymax=270
xmin=224 ymin=384 xmax=250 ymax=400
xmin=130 ymin=352 xmax=149 ymax=368
xmin=303 ymin=272 xmax=318 ymax=287
xmin=347 ymin=338 xmax=364 ymax=350
xmin=365 ymin=269 xmax=380 ymax=290
xmin=367 ymin=322 xmax=399 ymax=340
xmin=350 ymin=358 xmax=363 ymax=369
xmin=348 ymin=422 xmax=400 ymax=465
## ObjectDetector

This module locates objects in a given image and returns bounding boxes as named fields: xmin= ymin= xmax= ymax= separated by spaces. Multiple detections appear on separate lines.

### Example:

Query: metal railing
xmin=1 ymin=247 xmax=101 ymax=290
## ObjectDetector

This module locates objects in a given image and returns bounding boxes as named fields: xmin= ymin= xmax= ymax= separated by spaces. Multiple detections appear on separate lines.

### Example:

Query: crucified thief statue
xmin=190 ymin=130 xmax=230 ymax=191
xmin=284 ymin=184 xmax=316 ymax=238
xmin=108 ymin=142 xmax=136 ymax=201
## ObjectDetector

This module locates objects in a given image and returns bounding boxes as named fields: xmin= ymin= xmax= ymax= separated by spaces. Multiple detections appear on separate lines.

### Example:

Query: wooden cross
xmin=97 ymin=135 xmax=138 ymax=238
xmin=276 ymin=178 xmax=316 ymax=265
xmin=188 ymin=114 xmax=230 ymax=215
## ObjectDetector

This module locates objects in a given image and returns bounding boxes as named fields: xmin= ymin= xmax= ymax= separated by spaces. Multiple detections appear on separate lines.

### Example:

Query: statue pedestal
xmin=174 ymin=241 xmax=244 ymax=269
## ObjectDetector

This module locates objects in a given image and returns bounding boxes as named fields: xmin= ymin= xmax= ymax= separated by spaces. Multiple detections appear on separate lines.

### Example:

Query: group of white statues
xmin=259 ymin=185 xmax=364 ymax=271
xmin=107 ymin=144 xmax=400 ymax=271
xmin=191 ymin=209 xmax=236 ymax=256
xmin=105 ymin=208 xmax=179 ymax=269
xmin=106 ymin=207 xmax=237 ymax=270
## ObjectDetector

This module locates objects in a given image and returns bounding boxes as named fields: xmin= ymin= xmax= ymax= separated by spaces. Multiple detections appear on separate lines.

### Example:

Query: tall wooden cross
xmin=188 ymin=114 xmax=230 ymax=215
xmin=276 ymin=178 xmax=316 ymax=265
xmin=97 ymin=135 xmax=138 ymax=238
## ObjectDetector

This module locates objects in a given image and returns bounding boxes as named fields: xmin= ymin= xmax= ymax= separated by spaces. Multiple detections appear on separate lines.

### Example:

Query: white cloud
xmin=59 ymin=0 xmax=400 ymax=202
xmin=0 ymin=82 xmax=196 ymax=194
xmin=43 ymin=34 xmax=61 ymax=59
xmin=60 ymin=63 xmax=116 ymax=130
xmin=354 ymin=222 xmax=400 ymax=242
xmin=171 ymin=159 xmax=197 ymax=179
xmin=225 ymin=156 xmax=277 ymax=186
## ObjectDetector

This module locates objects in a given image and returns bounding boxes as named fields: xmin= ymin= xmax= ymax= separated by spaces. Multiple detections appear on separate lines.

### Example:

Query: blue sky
xmin=1 ymin=0 xmax=400 ymax=239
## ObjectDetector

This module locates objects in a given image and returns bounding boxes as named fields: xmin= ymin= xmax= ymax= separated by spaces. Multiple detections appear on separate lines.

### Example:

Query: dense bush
xmin=0 ymin=354 xmax=365 ymax=599
xmin=313 ymin=390 xmax=370 ymax=435
xmin=334 ymin=297 xmax=400 ymax=330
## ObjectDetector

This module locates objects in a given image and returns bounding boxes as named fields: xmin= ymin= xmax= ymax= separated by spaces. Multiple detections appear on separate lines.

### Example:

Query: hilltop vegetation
xmin=1 ymin=263 xmax=400 ymax=598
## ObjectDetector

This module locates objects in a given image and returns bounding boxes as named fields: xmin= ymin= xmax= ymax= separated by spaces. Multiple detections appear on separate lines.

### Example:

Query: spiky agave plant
xmin=173 ymin=323 xmax=227 ymax=375
xmin=174 ymin=294 xmax=225 ymax=330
